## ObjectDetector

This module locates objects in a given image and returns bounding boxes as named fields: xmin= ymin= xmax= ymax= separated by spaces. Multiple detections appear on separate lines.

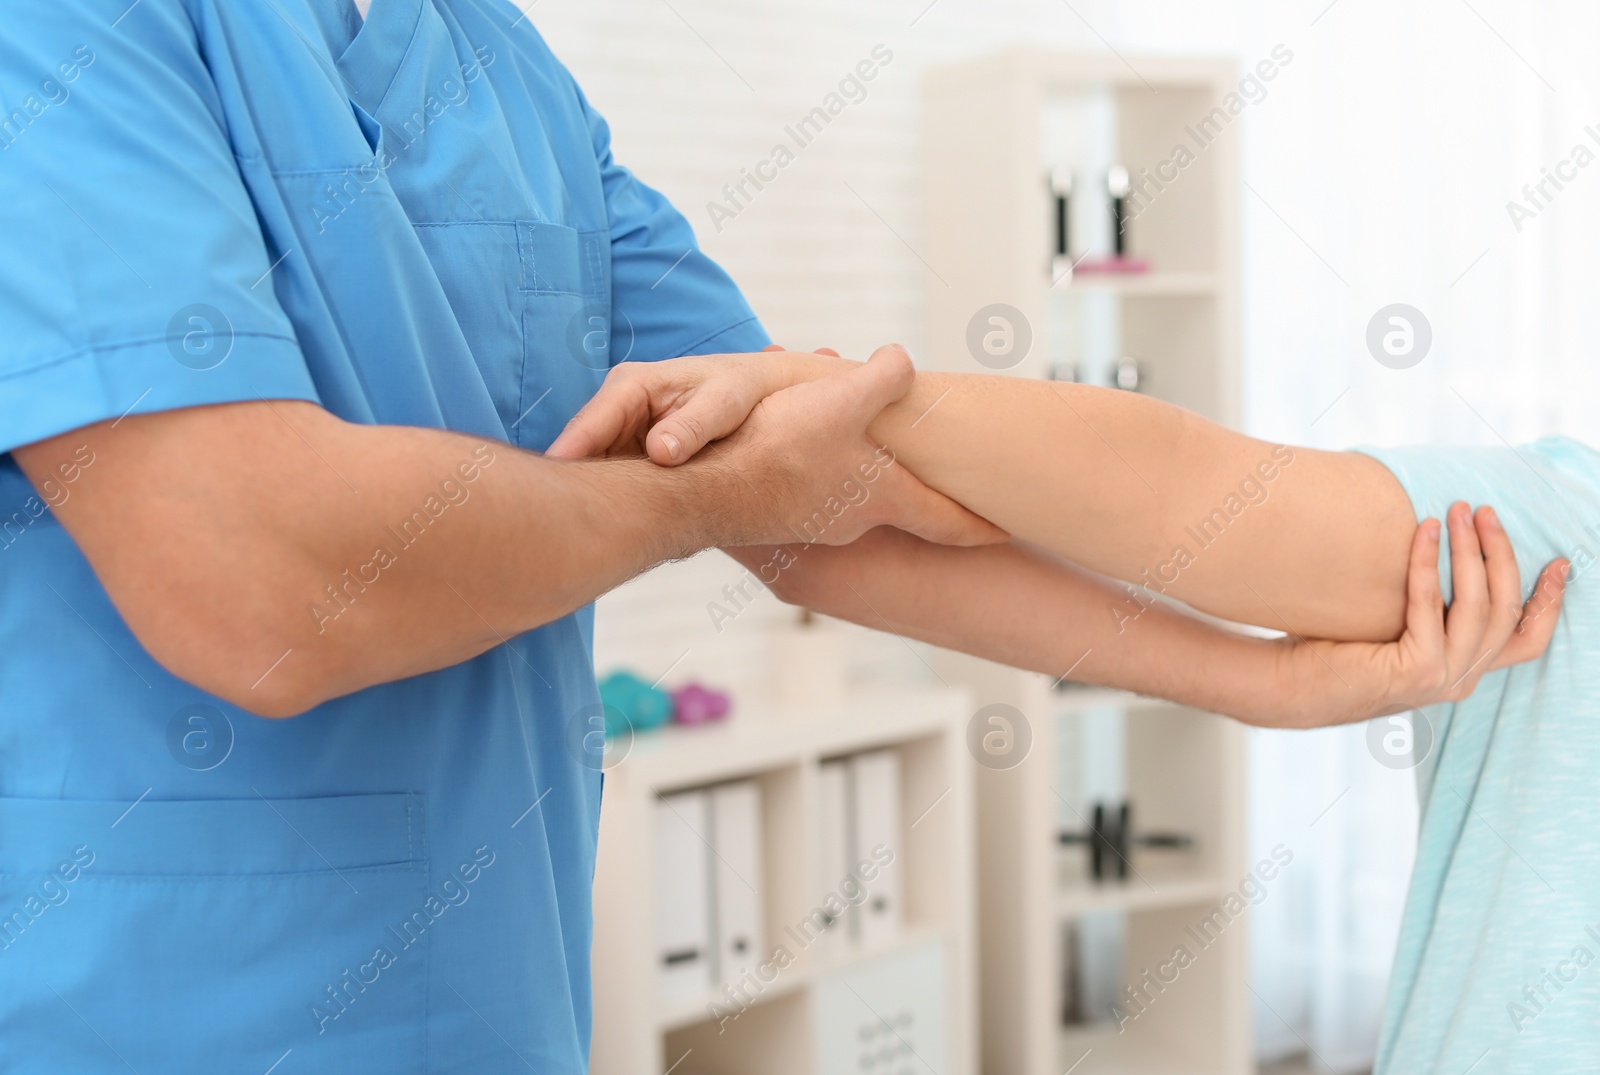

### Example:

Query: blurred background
xmin=543 ymin=2 xmax=1600 ymax=1072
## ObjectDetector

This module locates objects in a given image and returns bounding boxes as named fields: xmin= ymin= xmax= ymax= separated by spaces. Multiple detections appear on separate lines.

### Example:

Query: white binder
xmin=654 ymin=789 xmax=712 ymax=1004
xmin=709 ymin=781 xmax=764 ymax=989
xmin=814 ymin=759 xmax=854 ymax=958
xmin=851 ymin=749 xmax=903 ymax=947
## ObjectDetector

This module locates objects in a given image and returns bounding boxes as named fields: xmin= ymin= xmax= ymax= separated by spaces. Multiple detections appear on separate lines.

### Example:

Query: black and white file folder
xmin=709 ymin=781 xmax=764 ymax=987
xmin=654 ymin=789 xmax=712 ymax=1003
xmin=851 ymin=749 xmax=903 ymax=947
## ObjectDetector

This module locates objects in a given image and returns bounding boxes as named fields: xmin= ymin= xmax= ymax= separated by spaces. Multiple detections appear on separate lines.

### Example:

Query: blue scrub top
xmin=0 ymin=2 xmax=767 ymax=1072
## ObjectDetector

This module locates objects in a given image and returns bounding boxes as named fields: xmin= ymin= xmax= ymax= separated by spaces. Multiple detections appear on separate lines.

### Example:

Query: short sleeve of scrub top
xmin=0 ymin=6 xmax=320 ymax=452
xmin=0 ymin=3 xmax=769 ymax=1074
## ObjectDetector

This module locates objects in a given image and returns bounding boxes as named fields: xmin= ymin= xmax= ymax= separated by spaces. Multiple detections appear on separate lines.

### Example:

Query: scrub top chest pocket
xmin=516 ymin=221 xmax=613 ymax=452
xmin=403 ymin=217 xmax=611 ymax=450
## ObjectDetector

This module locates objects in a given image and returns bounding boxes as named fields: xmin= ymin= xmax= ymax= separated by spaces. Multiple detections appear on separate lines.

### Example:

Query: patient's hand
xmin=1278 ymin=502 xmax=1566 ymax=726
xmin=548 ymin=345 xmax=848 ymax=464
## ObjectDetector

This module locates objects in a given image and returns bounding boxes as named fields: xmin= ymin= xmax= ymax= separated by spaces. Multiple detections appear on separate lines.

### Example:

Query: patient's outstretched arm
xmin=553 ymin=350 xmax=1415 ymax=641
xmin=863 ymin=372 xmax=1414 ymax=642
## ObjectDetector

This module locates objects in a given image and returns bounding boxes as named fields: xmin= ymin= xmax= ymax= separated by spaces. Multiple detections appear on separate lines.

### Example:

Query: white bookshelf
xmin=588 ymin=688 xmax=976 ymax=1075
xmin=923 ymin=52 xmax=1251 ymax=1075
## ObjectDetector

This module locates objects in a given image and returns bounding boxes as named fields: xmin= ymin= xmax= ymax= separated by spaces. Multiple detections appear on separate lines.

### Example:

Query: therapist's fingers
xmin=547 ymin=372 xmax=652 ymax=459
xmin=645 ymin=377 xmax=766 ymax=466
xmin=763 ymin=344 xmax=842 ymax=357
xmin=871 ymin=465 xmax=1010 ymax=547
xmin=1489 ymin=558 xmax=1568 ymax=671
xmin=644 ymin=375 xmax=775 ymax=466
xmin=749 ymin=349 xmax=1003 ymax=547
xmin=836 ymin=352 xmax=1007 ymax=545
xmin=647 ymin=344 xmax=899 ymax=468
xmin=647 ymin=345 xmax=889 ymax=466
xmin=838 ymin=344 xmax=915 ymax=417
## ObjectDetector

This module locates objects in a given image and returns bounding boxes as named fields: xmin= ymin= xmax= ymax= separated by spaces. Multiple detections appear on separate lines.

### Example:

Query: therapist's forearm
xmin=18 ymin=402 xmax=745 ymax=718
xmin=863 ymin=373 xmax=1417 ymax=642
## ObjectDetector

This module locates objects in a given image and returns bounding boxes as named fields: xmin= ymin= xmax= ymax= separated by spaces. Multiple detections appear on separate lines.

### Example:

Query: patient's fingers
xmin=1443 ymin=504 xmax=1514 ymax=699
xmin=1489 ymin=558 xmax=1569 ymax=671
xmin=1402 ymin=517 xmax=1446 ymax=665
xmin=1473 ymin=505 xmax=1527 ymax=648
xmin=1443 ymin=501 xmax=1487 ymax=638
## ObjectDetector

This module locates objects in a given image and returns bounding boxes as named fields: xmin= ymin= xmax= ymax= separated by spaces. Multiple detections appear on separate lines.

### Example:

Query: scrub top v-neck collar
xmin=338 ymin=0 xmax=426 ymax=116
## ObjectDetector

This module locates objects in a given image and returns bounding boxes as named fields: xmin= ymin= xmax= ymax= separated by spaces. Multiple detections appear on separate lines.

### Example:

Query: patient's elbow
xmin=764 ymin=550 xmax=825 ymax=609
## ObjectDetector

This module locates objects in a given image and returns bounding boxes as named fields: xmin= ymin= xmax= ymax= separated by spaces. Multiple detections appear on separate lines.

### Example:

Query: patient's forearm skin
xmin=865 ymin=373 xmax=1416 ymax=642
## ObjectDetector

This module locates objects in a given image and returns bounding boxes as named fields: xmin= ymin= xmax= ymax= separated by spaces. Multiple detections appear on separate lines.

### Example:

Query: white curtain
xmin=1150 ymin=0 xmax=1600 ymax=1067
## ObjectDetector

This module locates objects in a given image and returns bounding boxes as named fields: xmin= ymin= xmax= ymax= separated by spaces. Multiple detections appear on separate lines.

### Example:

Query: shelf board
xmin=1054 ymin=873 xmax=1231 ymax=918
xmin=658 ymin=961 xmax=810 ymax=1033
xmin=807 ymin=921 xmax=952 ymax=981
xmin=1058 ymin=1023 xmax=1214 ymax=1075
xmin=618 ymin=686 xmax=969 ymax=792
xmin=1054 ymin=271 xmax=1217 ymax=297
xmin=656 ymin=923 xmax=953 ymax=1033
xmin=1050 ymin=686 xmax=1192 ymax=715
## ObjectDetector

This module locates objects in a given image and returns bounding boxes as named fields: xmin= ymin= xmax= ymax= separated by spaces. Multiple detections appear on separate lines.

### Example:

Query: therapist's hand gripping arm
xmin=551 ymin=352 xmax=1565 ymax=644
xmin=12 ymin=350 xmax=1000 ymax=719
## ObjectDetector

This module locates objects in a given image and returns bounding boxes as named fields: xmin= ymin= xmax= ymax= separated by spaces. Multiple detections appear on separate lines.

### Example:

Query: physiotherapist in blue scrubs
xmin=0 ymin=2 xmax=1005 ymax=1071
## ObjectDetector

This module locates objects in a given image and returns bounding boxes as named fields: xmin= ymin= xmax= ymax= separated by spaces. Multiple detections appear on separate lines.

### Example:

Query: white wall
xmin=537 ymin=0 xmax=1140 ymax=697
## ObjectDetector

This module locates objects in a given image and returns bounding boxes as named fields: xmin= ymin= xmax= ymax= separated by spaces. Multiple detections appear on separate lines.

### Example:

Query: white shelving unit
xmin=589 ymin=688 xmax=976 ymax=1075
xmin=923 ymin=52 xmax=1251 ymax=1075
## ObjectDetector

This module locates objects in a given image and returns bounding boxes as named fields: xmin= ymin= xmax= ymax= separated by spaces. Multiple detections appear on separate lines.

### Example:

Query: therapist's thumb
xmin=838 ymin=345 xmax=916 ymax=423
xmin=646 ymin=377 xmax=765 ymax=466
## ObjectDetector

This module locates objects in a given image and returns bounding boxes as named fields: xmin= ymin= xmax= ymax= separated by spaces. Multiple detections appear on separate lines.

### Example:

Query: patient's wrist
xmin=1270 ymin=636 xmax=1388 ymax=729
